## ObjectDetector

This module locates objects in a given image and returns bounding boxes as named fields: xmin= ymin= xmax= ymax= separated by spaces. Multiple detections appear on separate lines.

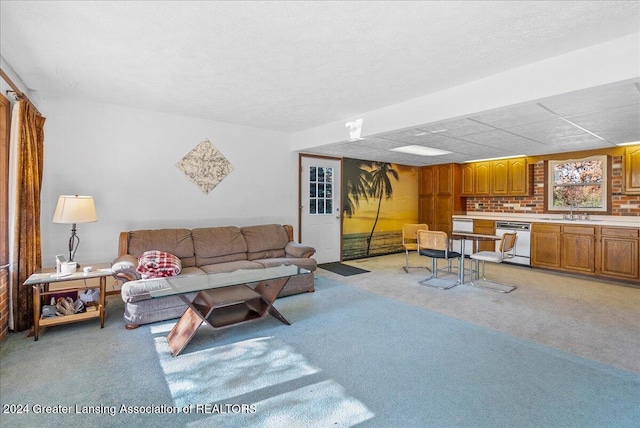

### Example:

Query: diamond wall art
xmin=176 ymin=139 xmax=234 ymax=194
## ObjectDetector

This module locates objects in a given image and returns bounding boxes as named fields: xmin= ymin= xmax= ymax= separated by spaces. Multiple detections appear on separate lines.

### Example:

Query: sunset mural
xmin=342 ymin=158 xmax=419 ymax=260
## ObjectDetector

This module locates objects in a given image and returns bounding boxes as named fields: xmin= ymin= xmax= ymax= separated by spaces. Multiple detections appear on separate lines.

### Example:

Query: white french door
xmin=300 ymin=156 xmax=341 ymax=264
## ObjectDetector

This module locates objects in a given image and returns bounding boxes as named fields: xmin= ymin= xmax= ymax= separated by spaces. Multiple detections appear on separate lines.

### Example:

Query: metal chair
xmin=417 ymin=230 xmax=461 ymax=289
xmin=402 ymin=223 xmax=430 ymax=273
xmin=469 ymin=232 xmax=518 ymax=293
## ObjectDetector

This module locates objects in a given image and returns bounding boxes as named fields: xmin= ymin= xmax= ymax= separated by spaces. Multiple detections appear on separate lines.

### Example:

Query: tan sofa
xmin=112 ymin=224 xmax=316 ymax=328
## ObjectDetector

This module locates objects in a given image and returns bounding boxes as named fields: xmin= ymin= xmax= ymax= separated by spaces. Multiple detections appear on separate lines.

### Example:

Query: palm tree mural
xmin=366 ymin=162 xmax=399 ymax=255
xmin=343 ymin=159 xmax=374 ymax=218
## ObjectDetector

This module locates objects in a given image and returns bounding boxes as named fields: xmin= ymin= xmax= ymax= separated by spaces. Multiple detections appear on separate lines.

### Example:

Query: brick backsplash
xmin=467 ymin=157 xmax=639 ymax=216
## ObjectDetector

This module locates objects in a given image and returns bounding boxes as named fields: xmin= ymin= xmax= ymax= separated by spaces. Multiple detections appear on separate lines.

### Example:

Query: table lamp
xmin=52 ymin=195 xmax=98 ymax=262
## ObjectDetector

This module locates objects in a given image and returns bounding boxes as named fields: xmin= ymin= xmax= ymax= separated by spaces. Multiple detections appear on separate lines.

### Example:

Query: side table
xmin=24 ymin=263 xmax=113 ymax=340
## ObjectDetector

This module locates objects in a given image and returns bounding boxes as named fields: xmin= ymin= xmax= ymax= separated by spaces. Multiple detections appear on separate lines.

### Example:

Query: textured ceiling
xmin=1 ymin=1 xmax=639 ymax=164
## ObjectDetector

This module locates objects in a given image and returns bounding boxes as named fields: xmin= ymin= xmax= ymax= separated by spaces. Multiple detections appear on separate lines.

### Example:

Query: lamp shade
xmin=52 ymin=195 xmax=98 ymax=224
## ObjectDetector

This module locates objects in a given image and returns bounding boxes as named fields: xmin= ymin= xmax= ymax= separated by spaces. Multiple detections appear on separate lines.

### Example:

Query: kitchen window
xmin=547 ymin=155 xmax=609 ymax=213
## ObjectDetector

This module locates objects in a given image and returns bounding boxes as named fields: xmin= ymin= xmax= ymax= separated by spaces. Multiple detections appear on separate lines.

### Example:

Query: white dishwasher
xmin=452 ymin=218 xmax=474 ymax=256
xmin=495 ymin=221 xmax=531 ymax=266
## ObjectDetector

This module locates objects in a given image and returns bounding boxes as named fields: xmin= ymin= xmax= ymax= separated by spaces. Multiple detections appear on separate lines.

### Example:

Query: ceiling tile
xmin=506 ymin=118 xmax=589 ymax=144
xmin=564 ymin=104 xmax=640 ymax=136
xmin=469 ymin=103 xmax=558 ymax=128
xmin=378 ymin=129 xmax=451 ymax=145
xmin=548 ymin=133 xmax=614 ymax=150
xmin=538 ymin=82 xmax=640 ymax=117
xmin=415 ymin=118 xmax=495 ymax=137
xmin=456 ymin=130 xmax=549 ymax=154
xmin=596 ymin=128 xmax=640 ymax=145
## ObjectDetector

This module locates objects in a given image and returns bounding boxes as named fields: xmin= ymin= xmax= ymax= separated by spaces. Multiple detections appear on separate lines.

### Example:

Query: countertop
xmin=452 ymin=213 xmax=639 ymax=228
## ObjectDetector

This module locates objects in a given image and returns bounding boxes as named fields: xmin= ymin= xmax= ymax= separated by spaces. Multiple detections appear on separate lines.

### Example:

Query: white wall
xmin=38 ymin=98 xmax=298 ymax=265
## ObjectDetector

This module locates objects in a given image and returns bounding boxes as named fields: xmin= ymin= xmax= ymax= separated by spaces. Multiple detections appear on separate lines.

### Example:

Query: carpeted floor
xmin=1 ymin=257 xmax=639 ymax=427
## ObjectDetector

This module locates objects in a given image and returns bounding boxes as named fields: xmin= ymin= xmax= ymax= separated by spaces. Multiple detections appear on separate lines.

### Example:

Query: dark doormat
xmin=318 ymin=262 xmax=370 ymax=276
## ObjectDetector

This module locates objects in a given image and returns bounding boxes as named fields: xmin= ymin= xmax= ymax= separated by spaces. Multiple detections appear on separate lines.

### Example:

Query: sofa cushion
xmin=285 ymin=241 xmax=316 ymax=258
xmin=254 ymin=257 xmax=317 ymax=271
xmin=121 ymin=267 xmax=206 ymax=303
xmin=199 ymin=260 xmax=263 ymax=274
xmin=241 ymin=224 xmax=289 ymax=260
xmin=128 ymin=229 xmax=196 ymax=267
xmin=192 ymin=226 xmax=248 ymax=266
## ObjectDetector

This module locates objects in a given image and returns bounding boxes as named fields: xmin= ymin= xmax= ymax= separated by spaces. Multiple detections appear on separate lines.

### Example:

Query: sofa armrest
xmin=112 ymin=254 xmax=140 ymax=283
xmin=285 ymin=241 xmax=316 ymax=259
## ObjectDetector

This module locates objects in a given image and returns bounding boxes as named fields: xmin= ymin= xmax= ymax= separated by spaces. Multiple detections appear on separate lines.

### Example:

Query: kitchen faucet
xmin=564 ymin=203 xmax=578 ymax=220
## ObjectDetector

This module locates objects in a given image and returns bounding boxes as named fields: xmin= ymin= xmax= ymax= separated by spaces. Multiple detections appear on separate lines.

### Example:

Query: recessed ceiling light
xmin=391 ymin=145 xmax=452 ymax=156
xmin=430 ymin=129 xmax=448 ymax=133
xmin=616 ymin=141 xmax=639 ymax=146
xmin=414 ymin=132 xmax=427 ymax=136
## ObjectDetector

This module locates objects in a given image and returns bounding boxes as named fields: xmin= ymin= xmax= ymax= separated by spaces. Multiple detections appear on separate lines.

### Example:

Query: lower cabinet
xmin=532 ymin=224 xmax=639 ymax=283
xmin=473 ymin=219 xmax=495 ymax=252
xmin=600 ymin=227 xmax=639 ymax=281
xmin=561 ymin=225 xmax=596 ymax=274
xmin=531 ymin=224 xmax=561 ymax=268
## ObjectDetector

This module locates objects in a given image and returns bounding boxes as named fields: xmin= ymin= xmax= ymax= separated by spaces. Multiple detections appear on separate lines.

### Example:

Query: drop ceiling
xmin=1 ymin=1 xmax=639 ymax=166
xmin=306 ymin=81 xmax=640 ymax=165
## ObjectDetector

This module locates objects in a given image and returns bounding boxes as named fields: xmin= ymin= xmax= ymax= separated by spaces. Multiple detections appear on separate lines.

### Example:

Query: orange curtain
xmin=10 ymin=100 xmax=45 ymax=332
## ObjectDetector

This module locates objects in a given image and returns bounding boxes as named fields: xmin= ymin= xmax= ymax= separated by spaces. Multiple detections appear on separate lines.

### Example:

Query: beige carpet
xmin=317 ymin=253 xmax=640 ymax=374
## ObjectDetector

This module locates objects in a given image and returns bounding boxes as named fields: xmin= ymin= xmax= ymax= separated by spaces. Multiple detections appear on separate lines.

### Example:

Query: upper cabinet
xmin=506 ymin=158 xmax=529 ymax=195
xmin=491 ymin=160 xmax=509 ymax=195
xmin=624 ymin=145 xmax=640 ymax=195
xmin=419 ymin=163 xmax=465 ymax=235
xmin=475 ymin=162 xmax=492 ymax=195
xmin=461 ymin=157 xmax=530 ymax=196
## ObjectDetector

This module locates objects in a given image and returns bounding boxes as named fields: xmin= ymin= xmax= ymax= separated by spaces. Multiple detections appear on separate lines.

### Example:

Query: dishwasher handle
xmin=495 ymin=222 xmax=531 ymax=231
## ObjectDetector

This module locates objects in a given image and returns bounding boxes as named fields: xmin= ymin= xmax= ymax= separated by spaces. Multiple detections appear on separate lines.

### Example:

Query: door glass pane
xmin=308 ymin=165 xmax=334 ymax=215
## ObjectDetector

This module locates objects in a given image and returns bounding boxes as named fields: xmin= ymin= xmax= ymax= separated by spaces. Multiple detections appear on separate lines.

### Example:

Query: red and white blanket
xmin=136 ymin=250 xmax=182 ymax=279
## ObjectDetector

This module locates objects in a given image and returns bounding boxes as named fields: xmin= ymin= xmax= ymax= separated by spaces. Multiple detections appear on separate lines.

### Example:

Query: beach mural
xmin=342 ymin=158 xmax=419 ymax=260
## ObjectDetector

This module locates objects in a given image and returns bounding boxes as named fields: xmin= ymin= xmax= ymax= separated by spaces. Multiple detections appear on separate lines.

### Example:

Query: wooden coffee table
xmin=143 ymin=265 xmax=309 ymax=356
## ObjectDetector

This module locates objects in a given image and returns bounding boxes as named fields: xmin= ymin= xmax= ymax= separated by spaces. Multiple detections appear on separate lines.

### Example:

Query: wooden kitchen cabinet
xmin=507 ymin=158 xmax=529 ymax=195
xmin=624 ymin=145 xmax=640 ymax=194
xmin=419 ymin=163 xmax=465 ymax=235
xmin=532 ymin=223 xmax=639 ymax=283
xmin=491 ymin=160 xmax=509 ymax=195
xmin=460 ymin=161 xmax=491 ymax=196
xmin=473 ymin=219 xmax=496 ymax=252
xmin=420 ymin=165 xmax=435 ymax=196
xmin=460 ymin=163 xmax=474 ymax=196
xmin=461 ymin=157 xmax=530 ymax=196
xmin=436 ymin=164 xmax=454 ymax=195
xmin=474 ymin=162 xmax=491 ymax=195
xmin=561 ymin=225 xmax=596 ymax=273
xmin=599 ymin=227 xmax=639 ymax=281
xmin=531 ymin=224 xmax=562 ymax=268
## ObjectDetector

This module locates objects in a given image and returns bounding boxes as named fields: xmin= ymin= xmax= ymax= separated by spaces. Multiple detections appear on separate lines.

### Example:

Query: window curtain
xmin=9 ymin=100 xmax=45 ymax=332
